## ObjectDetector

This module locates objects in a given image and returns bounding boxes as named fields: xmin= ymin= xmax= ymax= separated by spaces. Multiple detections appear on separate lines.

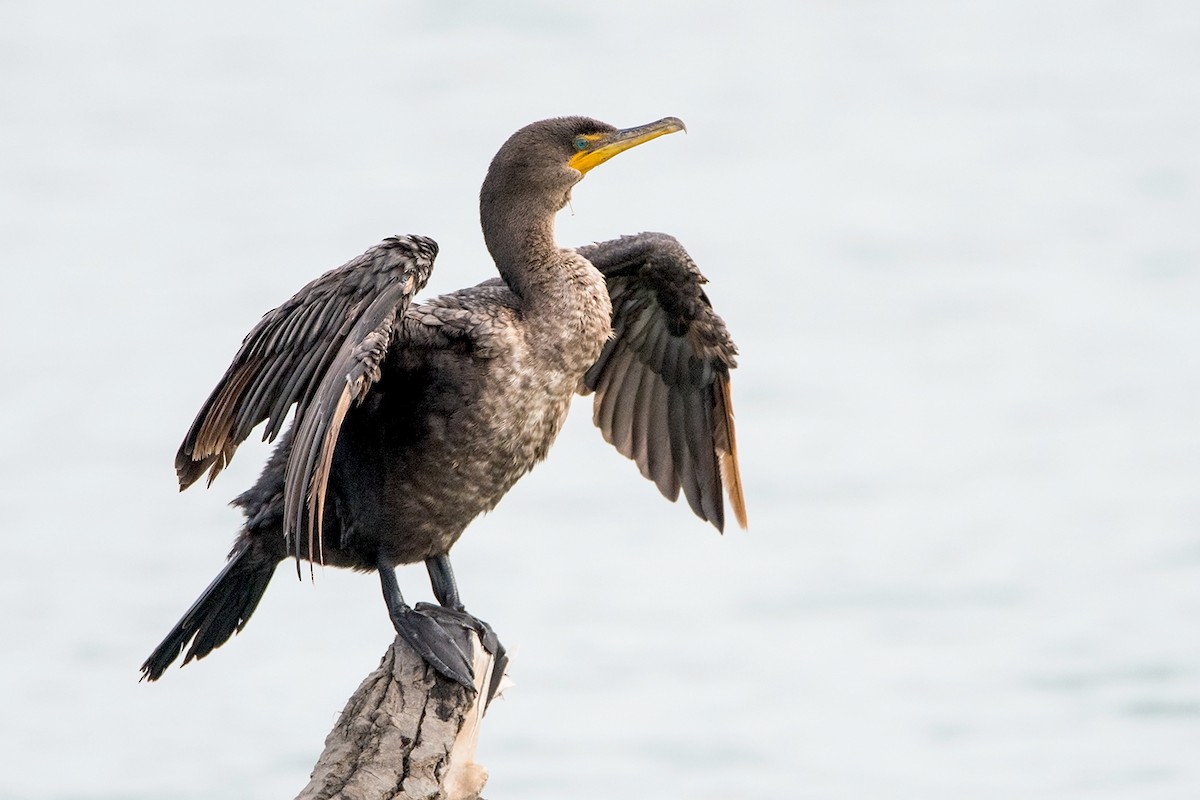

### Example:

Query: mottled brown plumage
xmin=141 ymin=116 xmax=745 ymax=686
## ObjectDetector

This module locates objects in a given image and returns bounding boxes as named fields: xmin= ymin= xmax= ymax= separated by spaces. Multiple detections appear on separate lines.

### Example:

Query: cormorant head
xmin=480 ymin=116 xmax=686 ymax=219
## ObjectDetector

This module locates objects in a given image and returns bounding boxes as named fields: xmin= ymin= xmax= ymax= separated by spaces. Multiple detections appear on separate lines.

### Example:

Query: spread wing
xmin=175 ymin=234 xmax=438 ymax=561
xmin=577 ymin=233 xmax=746 ymax=532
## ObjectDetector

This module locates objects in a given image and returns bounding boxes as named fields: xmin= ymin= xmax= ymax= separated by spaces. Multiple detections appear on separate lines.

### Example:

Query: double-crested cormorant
xmin=141 ymin=116 xmax=746 ymax=688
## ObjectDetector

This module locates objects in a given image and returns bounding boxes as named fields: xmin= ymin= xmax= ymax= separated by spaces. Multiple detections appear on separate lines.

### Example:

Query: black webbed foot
xmin=389 ymin=602 xmax=477 ymax=690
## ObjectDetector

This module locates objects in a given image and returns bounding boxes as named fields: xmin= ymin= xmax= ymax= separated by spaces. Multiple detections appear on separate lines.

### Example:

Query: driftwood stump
xmin=296 ymin=622 xmax=507 ymax=800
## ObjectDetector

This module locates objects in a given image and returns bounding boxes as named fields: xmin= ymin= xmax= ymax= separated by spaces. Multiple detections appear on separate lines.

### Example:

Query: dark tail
xmin=140 ymin=543 xmax=278 ymax=681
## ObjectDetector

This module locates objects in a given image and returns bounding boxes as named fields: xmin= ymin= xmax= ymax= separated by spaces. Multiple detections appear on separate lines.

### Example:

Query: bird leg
xmin=425 ymin=554 xmax=465 ymax=611
xmin=377 ymin=560 xmax=475 ymax=689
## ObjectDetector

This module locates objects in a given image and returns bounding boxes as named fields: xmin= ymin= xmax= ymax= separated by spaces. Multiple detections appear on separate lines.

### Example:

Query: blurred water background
xmin=2 ymin=1 xmax=1199 ymax=798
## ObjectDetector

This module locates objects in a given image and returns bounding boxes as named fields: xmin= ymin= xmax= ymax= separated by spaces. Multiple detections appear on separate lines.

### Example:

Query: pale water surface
xmin=2 ymin=2 xmax=1198 ymax=798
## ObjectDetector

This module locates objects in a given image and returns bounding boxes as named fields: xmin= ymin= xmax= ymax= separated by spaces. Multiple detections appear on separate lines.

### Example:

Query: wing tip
xmin=175 ymin=453 xmax=210 ymax=492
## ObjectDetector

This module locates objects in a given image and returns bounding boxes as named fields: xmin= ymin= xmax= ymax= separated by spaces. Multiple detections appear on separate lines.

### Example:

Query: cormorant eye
xmin=573 ymin=136 xmax=589 ymax=151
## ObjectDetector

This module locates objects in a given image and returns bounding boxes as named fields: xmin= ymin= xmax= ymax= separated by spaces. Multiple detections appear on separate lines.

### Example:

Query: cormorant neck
xmin=479 ymin=173 xmax=575 ymax=300
xmin=482 ymin=208 xmax=558 ymax=298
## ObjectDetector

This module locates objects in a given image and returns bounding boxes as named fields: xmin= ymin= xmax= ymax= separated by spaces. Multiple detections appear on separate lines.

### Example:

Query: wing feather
xmin=642 ymin=371 xmax=677 ymax=499
xmin=607 ymin=346 xmax=639 ymax=457
xmin=265 ymin=343 xmax=331 ymax=440
xmin=668 ymin=386 xmax=703 ymax=518
xmin=682 ymin=382 xmax=722 ymax=527
xmin=628 ymin=354 xmax=655 ymax=471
